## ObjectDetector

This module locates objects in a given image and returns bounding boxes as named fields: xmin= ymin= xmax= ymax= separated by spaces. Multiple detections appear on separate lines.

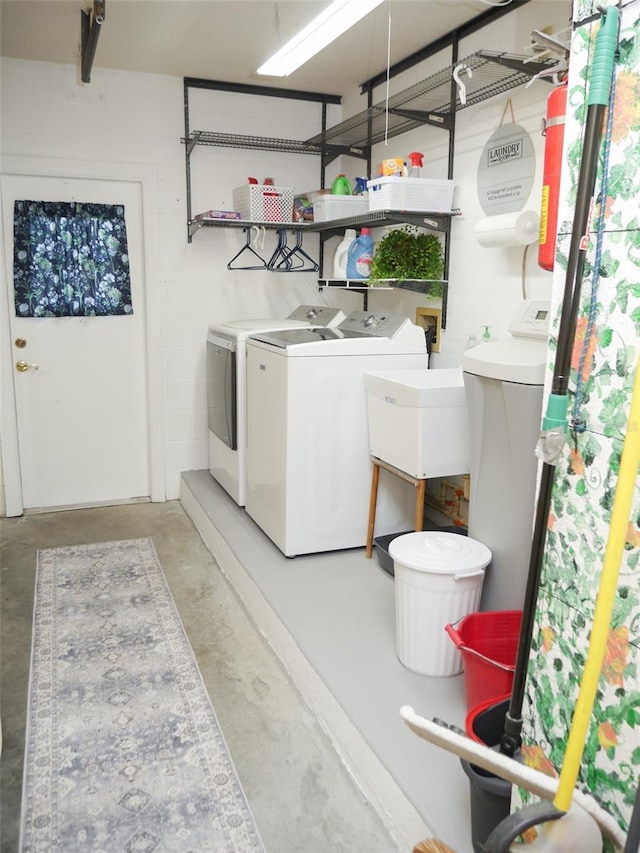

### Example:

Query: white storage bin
xmin=389 ymin=531 xmax=491 ymax=676
xmin=363 ymin=368 xmax=469 ymax=478
xmin=313 ymin=194 xmax=369 ymax=222
xmin=367 ymin=176 xmax=455 ymax=213
xmin=232 ymin=184 xmax=295 ymax=222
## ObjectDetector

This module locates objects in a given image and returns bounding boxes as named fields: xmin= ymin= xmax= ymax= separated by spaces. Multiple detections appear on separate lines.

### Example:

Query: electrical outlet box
xmin=415 ymin=307 xmax=442 ymax=353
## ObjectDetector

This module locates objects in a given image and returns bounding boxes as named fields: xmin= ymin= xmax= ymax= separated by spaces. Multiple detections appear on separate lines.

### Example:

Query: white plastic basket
xmin=367 ymin=177 xmax=455 ymax=213
xmin=232 ymin=184 xmax=295 ymax=222
xmin=313 ymin=194 xmax=369 ymax=222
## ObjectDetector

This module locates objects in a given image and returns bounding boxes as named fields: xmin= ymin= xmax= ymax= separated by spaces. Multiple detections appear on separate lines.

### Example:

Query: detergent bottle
xmin=333 ymin=229 xmax=356 ymax=279
xmin=331 ymin=174 xmax=352 ymax=195
xmin=346 ymin=228 xmax=374 ymax=280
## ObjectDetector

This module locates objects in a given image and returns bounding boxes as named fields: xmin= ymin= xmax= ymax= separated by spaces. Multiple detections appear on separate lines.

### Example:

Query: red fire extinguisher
xmin=538 ymin=80 xmax=568 ymax=271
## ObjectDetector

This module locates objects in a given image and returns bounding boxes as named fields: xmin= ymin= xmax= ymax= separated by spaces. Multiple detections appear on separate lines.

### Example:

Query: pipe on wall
xmin=81 ymin=1 xmax=106 ymax=84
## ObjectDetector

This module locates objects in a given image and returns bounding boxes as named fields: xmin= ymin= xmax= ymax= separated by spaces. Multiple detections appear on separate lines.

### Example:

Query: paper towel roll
xmin=474 ymin=210 xmax=540 ymax=248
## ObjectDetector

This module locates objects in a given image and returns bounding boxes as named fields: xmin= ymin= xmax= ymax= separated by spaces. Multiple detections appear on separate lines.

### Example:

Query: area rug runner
xmin=19 ymin=538 xmax=265 ymax=853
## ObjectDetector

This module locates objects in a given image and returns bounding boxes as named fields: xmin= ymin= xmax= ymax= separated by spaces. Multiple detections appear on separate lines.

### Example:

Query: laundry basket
xmin=232 ymin=184 xmax=294 ymax=222
xmin=445 ymin=609 xmax=522 ymax=711
xmin=389 ymin=531 xmax=491 ymax=676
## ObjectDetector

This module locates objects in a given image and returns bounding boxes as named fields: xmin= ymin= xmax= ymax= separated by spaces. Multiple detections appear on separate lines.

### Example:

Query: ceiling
xmin=0 ymin=0 xmax=524 ymax=96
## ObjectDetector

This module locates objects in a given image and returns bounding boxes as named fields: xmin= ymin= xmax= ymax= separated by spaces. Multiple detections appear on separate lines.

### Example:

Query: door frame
xmin=0 ymin=155 xmax=165 ymax=516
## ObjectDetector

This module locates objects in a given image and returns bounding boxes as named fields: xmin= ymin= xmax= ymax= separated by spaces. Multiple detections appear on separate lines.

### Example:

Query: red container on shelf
xmin=445 ymin=609 xmax=522 ymax=711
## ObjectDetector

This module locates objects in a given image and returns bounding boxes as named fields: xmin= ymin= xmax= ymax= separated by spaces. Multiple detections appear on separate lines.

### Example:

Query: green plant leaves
xmin=369 ymin=225 xmax=444 ymax=295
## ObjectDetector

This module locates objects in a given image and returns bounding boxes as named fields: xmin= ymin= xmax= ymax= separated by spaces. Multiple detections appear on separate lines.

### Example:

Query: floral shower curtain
xmin=13 ymin=200 xmax=133 ymax=317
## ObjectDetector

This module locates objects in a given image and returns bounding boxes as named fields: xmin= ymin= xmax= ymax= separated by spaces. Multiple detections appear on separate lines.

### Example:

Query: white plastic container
xmin=313 ymin=194 xmax=369 ymax=222
xmin=389 ymin=531 xmax=491 ymax=676
xmin=363 ymin=368 xmax=469 ymax=478
xmin=366 ymin=176 xmax=455 ymax=213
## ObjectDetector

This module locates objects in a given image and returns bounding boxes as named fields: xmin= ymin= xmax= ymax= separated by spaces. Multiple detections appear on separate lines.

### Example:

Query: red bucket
xmin=445 ymin=610 xmax=522 ymax=711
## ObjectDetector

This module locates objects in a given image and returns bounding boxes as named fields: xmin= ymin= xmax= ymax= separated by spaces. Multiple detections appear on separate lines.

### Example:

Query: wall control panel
xmin=508 ymin=299 xmax=551 ymax=340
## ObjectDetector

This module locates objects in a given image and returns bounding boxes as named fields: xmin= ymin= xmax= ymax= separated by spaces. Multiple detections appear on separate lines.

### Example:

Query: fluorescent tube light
xmin=257 ymin=0 xmax=385 ymax=77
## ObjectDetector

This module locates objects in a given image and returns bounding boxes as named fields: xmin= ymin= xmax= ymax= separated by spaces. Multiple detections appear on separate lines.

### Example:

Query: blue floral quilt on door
xmin=13 ymin=200 xmax=133 ymax=318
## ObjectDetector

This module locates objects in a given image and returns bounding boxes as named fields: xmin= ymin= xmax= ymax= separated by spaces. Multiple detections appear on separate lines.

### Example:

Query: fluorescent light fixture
xmin=257 ymin=0 xmax=385 ymax=77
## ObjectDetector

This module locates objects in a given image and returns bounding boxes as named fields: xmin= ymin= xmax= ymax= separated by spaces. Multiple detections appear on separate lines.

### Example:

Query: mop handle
xmin=554 ymin=353 xmax=640 ymax=813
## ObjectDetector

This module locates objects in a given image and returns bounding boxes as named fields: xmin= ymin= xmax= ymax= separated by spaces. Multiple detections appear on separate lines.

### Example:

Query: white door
xmin=2 ymin=175 xmax=150 ymax=510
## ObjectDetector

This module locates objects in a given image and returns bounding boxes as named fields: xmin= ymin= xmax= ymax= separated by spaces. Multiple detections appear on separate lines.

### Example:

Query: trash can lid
xmin=388 ymin=531 xmax=492 ymax=574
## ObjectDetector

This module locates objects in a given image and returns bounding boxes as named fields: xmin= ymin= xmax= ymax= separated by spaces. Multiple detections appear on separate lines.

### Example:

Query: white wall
xmin=0 ymin=61 xmax=343 ymax=500
xmin=0 ymin=440 xmax=5 ymax=517
xmin=0 ymin=0 xmax=570 ymax=503
xmin=341 ymin=0 xmax=570 ymax=366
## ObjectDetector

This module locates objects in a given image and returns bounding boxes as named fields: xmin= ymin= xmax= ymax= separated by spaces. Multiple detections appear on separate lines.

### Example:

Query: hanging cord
xmin=383 ymin=0 xmax=391 ymax=145
xmin=521 ymin=243 xmax=530 ymax=300
xmin=571 ymin=50 xmax=618 ymax=437
xmin=273 ymin=2 xmax=281 ymax=45
xmin=499 ymin=98 xmax=516 ymax=126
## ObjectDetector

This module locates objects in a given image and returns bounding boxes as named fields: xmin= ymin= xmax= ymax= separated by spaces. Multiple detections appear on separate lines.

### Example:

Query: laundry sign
xmin=488 ymin=137 xmax=524 ymax=164
xmin=477 ymin=123 xmax=535 ymax=215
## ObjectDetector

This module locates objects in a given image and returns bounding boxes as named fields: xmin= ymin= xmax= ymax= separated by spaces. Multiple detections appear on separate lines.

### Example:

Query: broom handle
xmin=554 ymin=353 xmax=640 ymax=812
xmin=502 ymin=3 xmax=620 ymax=757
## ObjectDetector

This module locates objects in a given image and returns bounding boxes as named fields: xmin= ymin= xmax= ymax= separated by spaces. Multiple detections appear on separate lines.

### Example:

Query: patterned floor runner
xmin=19 ymin=538 xmax=265 ymax=852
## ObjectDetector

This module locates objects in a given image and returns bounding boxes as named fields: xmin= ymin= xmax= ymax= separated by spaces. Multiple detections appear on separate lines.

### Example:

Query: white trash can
xmin=389 ymin=531 xmax=492 ymax=676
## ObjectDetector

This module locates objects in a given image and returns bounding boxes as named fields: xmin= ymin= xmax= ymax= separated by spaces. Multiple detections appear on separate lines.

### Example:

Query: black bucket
xmin=461 ymin=697 xmax=512 ymax=853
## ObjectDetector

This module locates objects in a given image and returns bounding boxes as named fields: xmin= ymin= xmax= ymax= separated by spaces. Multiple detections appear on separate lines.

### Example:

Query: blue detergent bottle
xmin=346 ymin=228 xmax=373 ymax=280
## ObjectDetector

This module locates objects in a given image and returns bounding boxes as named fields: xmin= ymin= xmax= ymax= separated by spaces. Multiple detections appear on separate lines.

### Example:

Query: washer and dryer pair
xmin=206 ymin=305 xmax=345 ymax=507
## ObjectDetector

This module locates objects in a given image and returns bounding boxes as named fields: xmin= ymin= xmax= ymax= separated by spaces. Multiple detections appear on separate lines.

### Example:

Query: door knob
xmin=16 ymin=360 xmax=39 ymax=372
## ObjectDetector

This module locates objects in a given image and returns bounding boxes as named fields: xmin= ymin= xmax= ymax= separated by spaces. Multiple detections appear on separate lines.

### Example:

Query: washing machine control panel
xmin=338 ymin=311 xmax=410 ymax=338
xmin=287 ymin=305 xmax=345 ymax=325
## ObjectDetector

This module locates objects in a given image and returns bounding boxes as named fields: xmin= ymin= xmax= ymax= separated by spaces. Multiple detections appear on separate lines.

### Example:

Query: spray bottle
xmin=407 ymin=152 xmax=424 ymax=178
xmin=353 ymin=177 xmax=368 ymax=195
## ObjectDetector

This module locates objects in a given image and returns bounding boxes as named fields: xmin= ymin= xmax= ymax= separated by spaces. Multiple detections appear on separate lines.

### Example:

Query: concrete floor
xmin=181 ymin=470 xmax=473 ymax=852
xmin=0 ymin=501 xmax=400 ymax=853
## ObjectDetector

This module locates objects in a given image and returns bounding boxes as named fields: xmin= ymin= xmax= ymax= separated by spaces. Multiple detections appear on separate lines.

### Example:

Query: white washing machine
xmin=461 ymin=299 xmax=550 ymax=611
xmin=207 ymin=305 xmax=345 ymax=506
xmin=245 ymin=311 xmax=428 ymax=557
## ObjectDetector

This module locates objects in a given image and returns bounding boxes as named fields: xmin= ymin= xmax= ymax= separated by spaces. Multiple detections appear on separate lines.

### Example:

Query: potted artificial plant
xmin=368 ymin=225 xmax=444 ymax=296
